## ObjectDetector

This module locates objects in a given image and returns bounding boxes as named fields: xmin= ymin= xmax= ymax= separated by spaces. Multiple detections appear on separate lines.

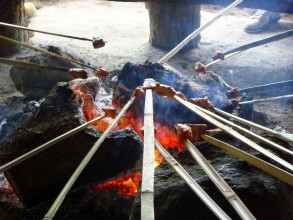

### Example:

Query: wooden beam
xmin=105 ymin=0 xmax=293 ymax=14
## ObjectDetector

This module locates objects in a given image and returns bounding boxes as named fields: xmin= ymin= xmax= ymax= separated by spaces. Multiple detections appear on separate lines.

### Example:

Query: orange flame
xmin=96 ymin=172 xmax=142 ymax=196
xmin=71 ymin=84 xmax=182 ymax=196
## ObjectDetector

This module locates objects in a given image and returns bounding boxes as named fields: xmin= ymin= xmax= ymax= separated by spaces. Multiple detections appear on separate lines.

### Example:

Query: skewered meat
xmin=154 ymin=82 xmax=187 ymax=101
xmin=231 ymin=99 xmax=239 ymax=108
xmin=212 ymin=51 xmax=225 ymax=60
xmin=132 ymin=86 xmax=145 ymax=99
xmin=175 ymin=124 xmax=193 ymax=143
xmin=206 ymin=128 xmax=222 ymax=136
xmin=227 ymin=87 xmax=240 ymax=99
xmin=188 ymin=124 xmax=208 ymax=142
xmin=102 ymin=106 xmax=117 ymax=118
xmin=95 ymin=66 xmax=110 ymax=80
xmin=92 ymin=37 xmax=106 ymax=49
xmin=188 ymin=97 xmax=215 ymax=112
xmin=195 ymin=62 xmax=206 ymax=73
xmin=69 ymin=68 xmax=88 ymax=79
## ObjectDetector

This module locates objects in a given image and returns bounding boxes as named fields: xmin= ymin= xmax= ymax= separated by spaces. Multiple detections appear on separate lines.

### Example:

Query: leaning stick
xmin=43 ymin=96 xmax=136 ymax=220
xmin=0 ymin=35 xmax=95 ymax=70
xmin=141 ymin=88 xmax=155 ymax=220
xmin=185 ymin=140 xmax=256 ymax=220
xmin=202 ymin=135 xmax=293 ymax=186
xmin=155 ymin=140 xmax=231 ymax=220
xmin=215 ymin=108 xmax=293 ymax=144
xmin=0 ymin=21 xmax=93 ymax=42
xmin=240 ymin=80 xmax=293 ymax=94
xmin=158 ymin=0 xmax=244 ymax=63
xmin=194 ymin=105 xmax=293 ymax=156
xmin=239 ymin=94 xmax=293 ymax=105
xmin=0 ymin=58 xmax=69 ymax=72
xmin=173 ymin=95 xmax=293 ymax=171
xmin=0 ymin=115 xmax=104 ymax=172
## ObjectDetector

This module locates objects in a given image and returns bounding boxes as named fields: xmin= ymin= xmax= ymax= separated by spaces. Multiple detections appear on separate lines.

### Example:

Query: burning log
xmin=0 ymin=79 xmax=143 ymax=207
xmin=113 ymin=62 xmax=232 ymax=126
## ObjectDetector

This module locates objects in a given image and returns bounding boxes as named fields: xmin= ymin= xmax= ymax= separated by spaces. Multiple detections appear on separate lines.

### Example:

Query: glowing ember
xmin=96 ymin=172 xmax=142 ymax=196
xmin=71 ymin=84 xmax=182 ymax=196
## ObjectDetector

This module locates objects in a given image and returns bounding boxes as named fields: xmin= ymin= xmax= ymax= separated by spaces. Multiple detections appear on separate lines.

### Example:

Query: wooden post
xmin=146 ymin=2 xmax=201 ymax=51
xmin=0 ymin=0 xmax=28 ymax=56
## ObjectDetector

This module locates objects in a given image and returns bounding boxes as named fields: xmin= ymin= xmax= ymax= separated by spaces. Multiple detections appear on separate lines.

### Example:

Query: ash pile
xmin=0 ymin=62 xmax=292 ymax=220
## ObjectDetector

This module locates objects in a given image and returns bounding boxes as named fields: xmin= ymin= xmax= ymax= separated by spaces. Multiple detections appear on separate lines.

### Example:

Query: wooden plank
xmin=155 ymin=140 xmax=231 ymax=220
xmin=141 ymin=89 xmax=155 ymax=220
xmin=215 ymin=108 xmax=293 ymax=144
xmin=43 ymin=97 xmax=136 ymax=220
xmin=202 ymin=135 xmax=293 ymax=186
xmin=158 ymin=0 xmax=244 ymax=63
xmin=173 ymin=95 xmax=293 ymax=171
xmin=185 ymin=140 xmax=256 ymax=220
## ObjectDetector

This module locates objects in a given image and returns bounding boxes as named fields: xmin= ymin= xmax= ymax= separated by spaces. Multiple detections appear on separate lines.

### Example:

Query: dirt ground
xmin=0 ymin=0 xmax=292 ymax=132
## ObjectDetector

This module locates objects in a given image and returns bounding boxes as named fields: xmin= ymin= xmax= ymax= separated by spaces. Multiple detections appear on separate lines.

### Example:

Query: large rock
xmin=10 ymin=46 xmax=86 ymax=99
xmin=0 ymin=78 xmax=143 ymax=207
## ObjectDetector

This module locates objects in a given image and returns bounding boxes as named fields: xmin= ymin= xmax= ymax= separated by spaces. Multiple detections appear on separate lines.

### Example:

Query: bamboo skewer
xmin=173 ymin=95 xmax=293 ymax=171
xmin=215 ymin=108 xmax=293 ymax=144
xmin=240 ymin=80 xmax=293 ymax=94
xmin=202 ymin=135 xmax=293 ymax=186
xmin=185 ymin=140 xmax=256 ymax=220
xmin=0 ymin=115 xmax=104 ymax=172
xmin=155 ymin=140 xmax=231 ymax=220
xmin=239 ymin=94 xmax=293 ymax=105
xmin=194 ymin=105 xmax=293 ymax=156
xmin=0 ymin=35 xmax=96 ymax=70
xmin=0 ymin=58 xmax=69 ymax=72
xmin=43 ymin=96 xmax=136 ymax=220
xmin=141 ymin=89 xmax=155 ymax=220
xmin=0 ymin=22 xmax=93 ymax=42
xmin=158 ymin=0 xmax=244 ymax=64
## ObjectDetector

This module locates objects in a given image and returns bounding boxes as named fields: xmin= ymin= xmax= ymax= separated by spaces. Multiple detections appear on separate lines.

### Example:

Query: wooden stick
xmin=0 ymin=58 xmax=69 ymax=72
xmin=158 ymin=0 xmax=244 ymax=64
xmin=43 ymin=96 xmax=136 ymax=220
xmin=141 ymin=89 xmax=155 ymax=220
xmin=155 ymin=140 xmax=231 ymax=220
xmin=0 ymin=35 xmax=95 ymax=70
xmin=0 ymin=115 xmax=104 ymax=172
xmin=173 ymin=95 xmax=293 ymax=171
xmin=215 ymin=108 xmax=293 ymax=144
xmin=239 ymin=94 xmax=293 ymax=105
xmin=202 ymin=135 xmax=293 ymax=186
xmin=0 ymin=22 xmax=93 ymax=41
xmin=194 ymin=105 xmax=293 ymax=156
xmin=240 ymin=80 xmax=293 ymax=94
xmin=185 ymin=140 xmax=256 ymax=220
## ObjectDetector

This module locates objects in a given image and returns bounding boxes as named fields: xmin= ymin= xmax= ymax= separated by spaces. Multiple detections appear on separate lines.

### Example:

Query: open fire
xmin=71 ymin=80 xmax=184 ymax=196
